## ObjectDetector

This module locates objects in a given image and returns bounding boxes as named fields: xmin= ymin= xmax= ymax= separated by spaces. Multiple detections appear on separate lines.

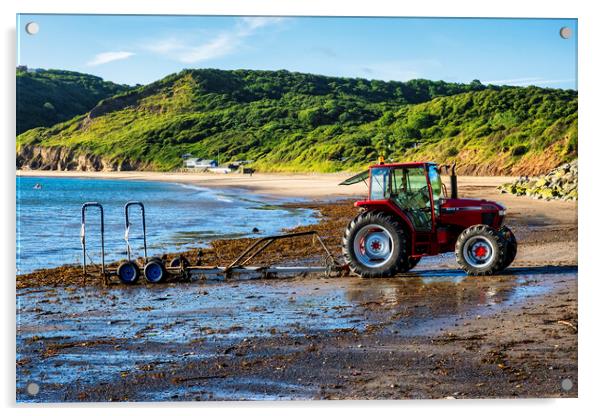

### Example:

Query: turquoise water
xmin=16 ymin=177 xmax=318 ymax=274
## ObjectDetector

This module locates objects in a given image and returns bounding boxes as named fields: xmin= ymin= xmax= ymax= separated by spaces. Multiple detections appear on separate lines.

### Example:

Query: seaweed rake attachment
xmin=80 ymin=202 xmax=346 ymax=285
xmin=170 ymin=230 xmax=345 ymax=281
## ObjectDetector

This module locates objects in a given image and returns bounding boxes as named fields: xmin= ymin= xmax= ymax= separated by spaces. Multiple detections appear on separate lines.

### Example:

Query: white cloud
xmin=179 ymin=32 xmax=241 ymax=64
xmin=146 ymin=17 xmax=286 ymax=64
xmin=240 ymin=17 xmax=285 ymax=31
xmin=87 ymin=51 xmax=134 ymax=66
xmin=483 ymin=77 xmax=575 ymax=87
xmin=146 ymin=38 xmax=182 ymax=54
xmin=537 ymin=79 xmax=576 ymax=85
xmin=356 ymin=59 xmax=442 ymax=82
xmin=482 ymin=77 xmax=541 ymax=85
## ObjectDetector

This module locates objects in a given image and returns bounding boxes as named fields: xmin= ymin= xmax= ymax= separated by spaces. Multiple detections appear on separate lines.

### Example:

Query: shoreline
xmin=17 ymin=169 xmax=516 ymax=199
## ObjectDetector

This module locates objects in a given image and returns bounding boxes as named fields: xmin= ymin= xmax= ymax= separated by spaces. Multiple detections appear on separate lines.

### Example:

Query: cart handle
xmin=124 ymin=201 xmax=148 ymax=263
xmin=81 ymin=202 xmax=105 ymax=276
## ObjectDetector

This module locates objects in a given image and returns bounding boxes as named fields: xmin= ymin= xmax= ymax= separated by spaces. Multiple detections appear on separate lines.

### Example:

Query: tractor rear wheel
xmin=499 ymin=226 xmax=517 ymax=270
xmin=343 ymin=211 xmax=407 ymax=278
xmin=455 ymin=224 xmax=505 ymax=276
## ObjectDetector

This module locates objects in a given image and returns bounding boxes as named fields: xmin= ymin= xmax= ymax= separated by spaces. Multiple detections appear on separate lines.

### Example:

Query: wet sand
xmin=16 ymin=173 xmax=577 ymax=401
xmin=17 ymin=265 xmax=577 ymax=401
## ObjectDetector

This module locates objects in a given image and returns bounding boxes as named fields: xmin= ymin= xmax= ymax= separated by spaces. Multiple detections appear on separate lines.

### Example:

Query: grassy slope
xmin=16 ymin=68 xmax=577 ymax=175
xmin=17 ymin=69 xmax=131 ymax=134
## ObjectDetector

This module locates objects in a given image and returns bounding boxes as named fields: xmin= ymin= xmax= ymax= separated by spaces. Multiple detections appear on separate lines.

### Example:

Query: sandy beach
xmin=17 ymin=169 xmax=515 ymax=199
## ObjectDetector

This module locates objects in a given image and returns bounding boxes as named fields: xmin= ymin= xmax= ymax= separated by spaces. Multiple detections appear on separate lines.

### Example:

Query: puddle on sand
xmin=344 ymin=265 xmax=575 ymax=336
xmin=16 ymin=264 xmax=576 ymax=402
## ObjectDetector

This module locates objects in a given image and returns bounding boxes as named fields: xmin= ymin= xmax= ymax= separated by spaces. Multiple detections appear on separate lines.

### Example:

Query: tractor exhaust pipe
xmin=450 ymin=162 xmax=458 ymax=199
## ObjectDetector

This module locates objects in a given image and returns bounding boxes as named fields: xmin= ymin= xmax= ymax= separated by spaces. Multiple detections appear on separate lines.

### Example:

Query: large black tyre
xmin=406 ymin=257 xmax=421 ymax=271
xmin=499 ymin=226 xmax=517 ymax=270
xmin=342 ymin=211 xmax=407 ymax=278
xmin=455 ymin=224 xmax=506 ymax=276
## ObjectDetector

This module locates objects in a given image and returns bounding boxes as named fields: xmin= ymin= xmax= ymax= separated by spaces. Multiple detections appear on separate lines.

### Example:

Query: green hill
xmin=17 ymin=68 xmax=131 ymax=134
xmin=16 ymin=68 xmax=577 ymax=175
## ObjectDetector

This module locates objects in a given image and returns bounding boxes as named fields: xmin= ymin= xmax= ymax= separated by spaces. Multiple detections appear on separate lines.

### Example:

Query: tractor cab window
xmin=391 ymin=166 xmax=433 ymax=231
xmin=428 ymin=164 xmax=443 ymax=216
xmin=428 ymin=165 xmax=444 ymax=216
xmin=369 ymin=168 xmax=389 ymax=200
xmin=428 ymin=165 xmax=443 ymax=200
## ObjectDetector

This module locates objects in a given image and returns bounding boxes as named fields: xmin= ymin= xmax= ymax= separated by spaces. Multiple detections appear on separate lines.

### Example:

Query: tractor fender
xmin=354 ymin=200 xmax=416 ymax=249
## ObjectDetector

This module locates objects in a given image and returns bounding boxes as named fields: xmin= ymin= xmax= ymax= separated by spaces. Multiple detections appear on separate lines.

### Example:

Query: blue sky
xmin=17 ymin=15 xmax=577 ymax=89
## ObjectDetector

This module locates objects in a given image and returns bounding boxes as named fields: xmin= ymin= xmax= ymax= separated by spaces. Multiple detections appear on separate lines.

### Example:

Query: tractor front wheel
xmin=455 ymin=224 xmax=505 ymax=276
xmin=343 ymin=211 xmax=407 ymax=278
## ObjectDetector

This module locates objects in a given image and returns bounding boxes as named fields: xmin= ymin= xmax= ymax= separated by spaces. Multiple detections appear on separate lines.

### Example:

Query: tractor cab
xmin=341 ymin=162 xmax=444 ymax=232
xmin=367 ymin=162 xmax=442 ymax=231
xmin=340 ymin=161 xmax=515 ymax=278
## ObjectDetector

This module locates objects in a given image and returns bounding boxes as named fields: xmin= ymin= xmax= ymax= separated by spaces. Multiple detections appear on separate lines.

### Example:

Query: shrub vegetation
xmin=17 ymin=68 xmax=577 ymax=173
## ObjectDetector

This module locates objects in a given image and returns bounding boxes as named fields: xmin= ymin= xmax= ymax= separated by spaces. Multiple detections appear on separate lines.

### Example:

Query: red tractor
xmin=340 ymin=161 xmax=516 ymax=277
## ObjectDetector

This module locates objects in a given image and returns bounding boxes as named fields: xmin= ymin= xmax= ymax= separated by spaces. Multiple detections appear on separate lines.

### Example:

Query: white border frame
xmin=2 ymin=1 xmax=599 ymax=414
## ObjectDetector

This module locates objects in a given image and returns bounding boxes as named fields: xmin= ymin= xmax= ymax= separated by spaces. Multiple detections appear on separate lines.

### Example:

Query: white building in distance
xmin=183 ymin=158 xmax=218 ymax=169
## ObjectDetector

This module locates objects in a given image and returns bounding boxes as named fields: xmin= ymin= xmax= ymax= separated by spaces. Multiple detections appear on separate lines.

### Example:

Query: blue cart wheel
xmin=117 ymin=261 xmax=140 ymax=284
xmin=144 ymin=261 xmax=166 ymax=283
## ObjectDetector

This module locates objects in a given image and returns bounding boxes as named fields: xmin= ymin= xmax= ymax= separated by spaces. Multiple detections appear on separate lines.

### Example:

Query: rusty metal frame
xmin=223 ymin=231 xmax=338 ymax=275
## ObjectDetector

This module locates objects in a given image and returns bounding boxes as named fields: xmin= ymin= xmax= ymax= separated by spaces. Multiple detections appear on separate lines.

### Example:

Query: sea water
xmin=16 ymin=176 xmax=318 ymax=274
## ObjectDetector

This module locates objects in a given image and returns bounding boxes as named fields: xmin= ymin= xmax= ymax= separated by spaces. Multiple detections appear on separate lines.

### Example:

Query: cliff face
xmin=445 ymin=138 xmax=572 ymax=177
xmin=499 ymin=159 xmax=578 ymax=200
xmin=16 ymin=145 xmax=143 ymax=172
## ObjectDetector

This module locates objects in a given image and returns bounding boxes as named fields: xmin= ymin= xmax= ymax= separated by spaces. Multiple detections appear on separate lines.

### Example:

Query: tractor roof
xmin=339 ymin=162 xmax=438 ymax=186
xmin=368 ymin=161 xmax=437 ymax=169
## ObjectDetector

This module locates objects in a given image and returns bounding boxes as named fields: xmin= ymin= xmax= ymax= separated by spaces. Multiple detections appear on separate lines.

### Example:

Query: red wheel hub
xmin=474 ymin=245 xmax=488 ymax=258
xmin=371 ymin=241 xmax=382 ymax=251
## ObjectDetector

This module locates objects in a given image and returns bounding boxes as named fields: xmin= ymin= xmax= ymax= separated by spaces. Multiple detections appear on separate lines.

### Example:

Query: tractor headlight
xmin=499 ymin=209 xmax=506 ymax=216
